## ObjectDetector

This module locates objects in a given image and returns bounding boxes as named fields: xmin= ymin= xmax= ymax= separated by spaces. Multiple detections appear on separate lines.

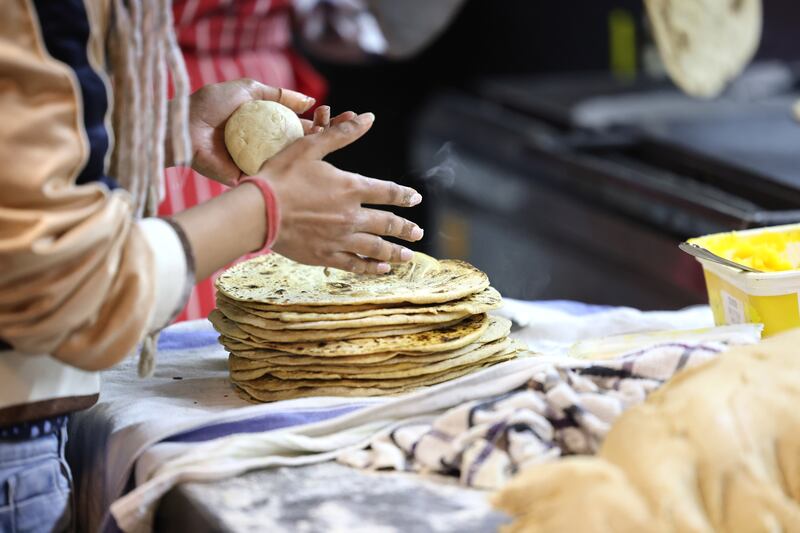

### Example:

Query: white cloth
xmin=68 ymin=319 xmax=384 ymax=532
xmin=0 ymin=352 xmax=99 ymax=411
xmin=101 ymin=301 xmax=716 ymax=532
xmin=497 ymin=300 xmax=715 ymax=354
xmin=137 ymin=218 xmax=190 ymax=332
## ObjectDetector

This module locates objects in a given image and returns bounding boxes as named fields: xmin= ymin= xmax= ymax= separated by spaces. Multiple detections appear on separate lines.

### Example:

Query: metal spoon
xmin=679 ymin=242 xmax=763 ymax=273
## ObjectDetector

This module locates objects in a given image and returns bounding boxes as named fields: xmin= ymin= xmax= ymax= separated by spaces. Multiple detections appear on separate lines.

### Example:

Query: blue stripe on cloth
xmin=157 ymin=328 xmax=220 ymax=350
xmin=163 ymin=405 xmax=366 ymax=443
xmin=533 ymin=300 xmax=615 ymax=316
xmin=31 ymin=0 xmax=111 ymax=185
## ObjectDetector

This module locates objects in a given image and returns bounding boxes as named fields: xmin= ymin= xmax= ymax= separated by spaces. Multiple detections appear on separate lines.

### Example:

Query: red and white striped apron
xmin=160 ymin=0 xmax=327 ymax=321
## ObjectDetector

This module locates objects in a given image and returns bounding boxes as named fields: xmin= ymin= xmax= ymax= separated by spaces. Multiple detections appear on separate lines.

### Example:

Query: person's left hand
xmin=170 ymin=78 xmax=352 ymax=186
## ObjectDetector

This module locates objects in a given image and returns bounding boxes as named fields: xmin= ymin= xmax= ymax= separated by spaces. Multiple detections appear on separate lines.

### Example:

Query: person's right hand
xmin=259 ymin=112 xmax=424 ymax=274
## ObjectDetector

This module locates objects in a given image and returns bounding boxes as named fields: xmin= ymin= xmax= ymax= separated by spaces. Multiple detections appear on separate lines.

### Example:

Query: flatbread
xmin=217 ymin=287 xmax=502 ymax=322
xmin=223 ymin=340 xmax=402 ymax=365
xmin=219 ymin=315 xmax=512 ymax=362
xmin=232 ymin=340 xmax=521 ymax=381
xmin=226 ymin=300 xmax=401 ymax=314
xmin=235 ymin=351 xmax=520 ymax=401
xmin=644 ymin=0 xmax=761 ymax=98
xmin=236 ymin=318 xmax=461 ymax=343
xmin=210 ymin=309 xmax=456 ymax=343
xmin=216 ymin=252 xmax=489 ymax=306
xmin=238 ymin=350 xmax=517 ymax=390
xmin=228 ymin=338 xmax=518 ymax=380
xmin=210 ymin=310 xmax=251 ymax=340
xmin=217 ymin=313 xmax=490 ymax=356
xmin=217 ymin=298 xmax=469 ymax=330
xmin=233 ymin=384 xmax=407 ymax=403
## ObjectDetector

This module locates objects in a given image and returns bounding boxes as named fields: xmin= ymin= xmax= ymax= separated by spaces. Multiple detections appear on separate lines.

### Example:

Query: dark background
xmin=303 ymin=0 xmax=800 ymax=250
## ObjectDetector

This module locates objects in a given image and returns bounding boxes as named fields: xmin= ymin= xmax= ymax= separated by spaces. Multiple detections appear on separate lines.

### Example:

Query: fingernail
xmin=377 ymin=262 xmax=391 ymax=274
xmin=400 ymin=248 xmax=414 ymax=261
xmin=302 ymin=97 xmax=316 ymax=112
xmin=409 ymin=193 xmax=422 ymax=206
xmin=356 ymin=112 xmax=375 ymax=124
xmin=411 ymin=227 xmax=424 ymax=240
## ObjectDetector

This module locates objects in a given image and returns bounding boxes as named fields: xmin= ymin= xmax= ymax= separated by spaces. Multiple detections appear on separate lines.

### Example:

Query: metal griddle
xmin=412 ymin=66 xmax=800 ymax=309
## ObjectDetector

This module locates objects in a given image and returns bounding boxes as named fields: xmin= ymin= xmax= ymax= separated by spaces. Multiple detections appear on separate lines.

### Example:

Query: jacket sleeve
xmin=0 ymin=0 xmax=191 ymax=370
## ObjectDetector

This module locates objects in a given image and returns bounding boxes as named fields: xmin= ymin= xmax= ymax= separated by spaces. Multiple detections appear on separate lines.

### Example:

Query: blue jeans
xmin=0 ymin=420 xmax=72 ymax=532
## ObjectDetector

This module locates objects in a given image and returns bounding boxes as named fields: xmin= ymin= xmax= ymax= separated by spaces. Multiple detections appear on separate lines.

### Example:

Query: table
xmin=155 ymin=462 xmax=507 ymax=532
xmin=72 ymin=304 xmax=710 ymax=531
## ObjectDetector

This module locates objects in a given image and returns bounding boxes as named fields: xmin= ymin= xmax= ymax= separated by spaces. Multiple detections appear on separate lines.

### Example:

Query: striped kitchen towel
xmin=338 ymin=337 xmax=757 ymax=489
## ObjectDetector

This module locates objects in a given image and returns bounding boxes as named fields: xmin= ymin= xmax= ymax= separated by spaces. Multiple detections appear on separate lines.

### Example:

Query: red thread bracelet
xmin=239 ymin=177 xmax=281 ymax=254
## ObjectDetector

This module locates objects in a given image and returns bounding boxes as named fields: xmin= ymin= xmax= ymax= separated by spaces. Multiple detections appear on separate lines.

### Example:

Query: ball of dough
xmin=224 ymin=100 xmax=304 ymax=176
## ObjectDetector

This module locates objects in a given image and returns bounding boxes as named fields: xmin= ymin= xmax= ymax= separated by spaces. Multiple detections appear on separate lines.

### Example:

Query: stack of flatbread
xmin=209 ymin=252 xmax=526 ymax=402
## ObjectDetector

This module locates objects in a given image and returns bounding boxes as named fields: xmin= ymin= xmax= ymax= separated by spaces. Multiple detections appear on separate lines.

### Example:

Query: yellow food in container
xmin=688 ymin=223 xmax=800 ymax=337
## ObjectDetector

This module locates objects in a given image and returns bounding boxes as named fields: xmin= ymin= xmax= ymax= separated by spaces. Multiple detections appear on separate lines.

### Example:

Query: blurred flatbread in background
xmin=644 ymin=0 xmax=762 ymax=98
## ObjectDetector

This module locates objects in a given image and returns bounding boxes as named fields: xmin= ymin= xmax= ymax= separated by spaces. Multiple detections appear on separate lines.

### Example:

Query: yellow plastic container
xmin=689 ymin=223 xmax=800 ymax=337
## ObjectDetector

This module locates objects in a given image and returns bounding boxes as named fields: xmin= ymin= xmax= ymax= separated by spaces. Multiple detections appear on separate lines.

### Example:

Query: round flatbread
xmin=217 ymin=297 xmax=470 ymax=330
xmin=235 ymin=351 xmax=519 ymax=401
xmin=235 ymin=318 xmax=461 ymax=343
xmin=229 ymin=339 xmax=518 ymax=381
xmin=215 ymin=313 xmax=490 ymax=356
xmin=210 ymin=309 xmax=456 ymax=343
xmin=216 ymin=252 xmax=489 ymax=306
xmin=220 ymin=315 xmax=512 ymax=362
xmin=645 ymin=0 xmax=761 ymax=98
xmin=237 ymin=351 xmax=516 ymax=391
xmin=216 ymin=287 xmax=502 ymax=322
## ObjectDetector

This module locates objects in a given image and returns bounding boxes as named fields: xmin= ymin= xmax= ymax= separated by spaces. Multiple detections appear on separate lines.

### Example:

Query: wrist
xmin=239 ymin=177 xmax=281 ymax=254
xmin=173 ymin=184 xmax=267 ymax=280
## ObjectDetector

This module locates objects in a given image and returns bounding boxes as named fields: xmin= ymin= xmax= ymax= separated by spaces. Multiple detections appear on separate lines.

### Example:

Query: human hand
xmin=260 ymin=113 xmax=425 ymax=274
xmin=303 ymin=105 xmax=355 ymax=135
xmin=176 ymin=79 xmax=351 ymax=186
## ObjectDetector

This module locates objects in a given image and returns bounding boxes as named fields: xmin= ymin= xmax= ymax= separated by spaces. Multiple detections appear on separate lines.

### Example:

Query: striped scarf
xmin=106 ymin=0 xmax=194 ymax=375
xmin=108 ymin=0 xmax=192 ymax=218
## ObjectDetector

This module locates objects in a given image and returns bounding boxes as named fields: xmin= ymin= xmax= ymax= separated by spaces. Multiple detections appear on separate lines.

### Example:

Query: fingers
xmin=300 ymin=119 xmax=317 ymax=135
xmin=302 ymin=110 xmax=355 ymax=135
xmin=328 ymin=252 xmax=391 ymax=275
xmin=330 ymin=111 xmax=357 ymax=126
xmin=313 ymin=106 xmax=331 ymax=129
xmin=239 ymin=79 xmax=315 ymax=114
xmin=295 ymin=112 xmax=376 ymax=160
xmin=351 ymin=175 xmax=422 ymax=208
xmin=346 ymin=234 xmax=415 ymax=264
xmin=355 ymin=209 xmax=424 ymax=242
